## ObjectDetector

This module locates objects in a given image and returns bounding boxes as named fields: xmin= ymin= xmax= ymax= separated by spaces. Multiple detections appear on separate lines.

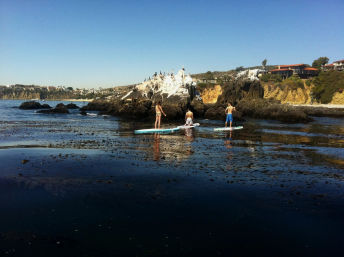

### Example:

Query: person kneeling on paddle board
xmin=225 ymin=103 xmax=236 ymax=128
xmin=155 ymin=101 xmax=166 ymax=129
xmin=185 ymin=109 xmax=194 ymax=126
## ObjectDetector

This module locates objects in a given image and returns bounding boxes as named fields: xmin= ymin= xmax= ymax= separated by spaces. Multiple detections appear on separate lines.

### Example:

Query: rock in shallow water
xmin=19 ymin=101 xmax=51 ymax=109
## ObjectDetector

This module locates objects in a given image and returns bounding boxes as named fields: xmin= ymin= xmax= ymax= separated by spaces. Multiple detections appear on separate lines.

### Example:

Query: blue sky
xmin=0 ymin=0 xmax=343 ymax=88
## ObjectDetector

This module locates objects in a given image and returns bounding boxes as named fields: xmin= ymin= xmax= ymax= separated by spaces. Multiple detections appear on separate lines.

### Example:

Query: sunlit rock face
xmin=200 ymin=85 xmax=223 ymax=104
xmin=130 ymin=68 xmax=195 ymax=99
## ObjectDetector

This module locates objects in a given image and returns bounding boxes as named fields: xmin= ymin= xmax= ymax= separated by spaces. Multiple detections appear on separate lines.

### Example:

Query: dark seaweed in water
xmin=0 ymin=100 xmax=344 ymax=257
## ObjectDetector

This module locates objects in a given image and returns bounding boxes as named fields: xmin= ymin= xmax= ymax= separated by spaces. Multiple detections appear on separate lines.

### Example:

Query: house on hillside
xmin=323 ymin=59 xmax=344 ymax=71
xmin=269 ymin=64 xmax=318 ymax=79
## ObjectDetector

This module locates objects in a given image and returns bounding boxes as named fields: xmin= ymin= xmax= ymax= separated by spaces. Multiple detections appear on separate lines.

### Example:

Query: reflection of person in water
xmin=185 ymin=127 xmax=194 ymax=141
xmin=153 ymin=133 xmax=160 ymax=161
xmin=224 ymin=131 xmax=233 ymax=169
xmin=224 ymin=131 xmax=232 ymax=149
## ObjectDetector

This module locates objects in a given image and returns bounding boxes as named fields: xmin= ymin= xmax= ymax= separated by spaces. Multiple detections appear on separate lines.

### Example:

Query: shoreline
xmin=291 ymin=103 xmax=344 ymax=109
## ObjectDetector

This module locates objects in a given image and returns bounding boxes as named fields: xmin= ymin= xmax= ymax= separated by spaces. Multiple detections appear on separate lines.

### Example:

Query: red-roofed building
xmin=322 ymin=59 xmax=344 ymax=71
xmin=270 ymin=64 xmax=318 ymax=78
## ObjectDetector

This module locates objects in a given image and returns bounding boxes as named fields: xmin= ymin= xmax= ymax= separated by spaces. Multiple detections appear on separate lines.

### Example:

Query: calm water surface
xmin=0 ymin=100 xmax=343 ymax=256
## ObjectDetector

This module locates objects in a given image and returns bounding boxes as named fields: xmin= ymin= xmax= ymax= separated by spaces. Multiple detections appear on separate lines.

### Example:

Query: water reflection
xmin=224 ymin=131 xmax=233 ymax=170
xmin=184 ymin=128 xmax=194 ymax=142
xmin=150 ymin=130 xmax=196 ymax=162
xmin=153 ymin=133 xmax=160 ymax=161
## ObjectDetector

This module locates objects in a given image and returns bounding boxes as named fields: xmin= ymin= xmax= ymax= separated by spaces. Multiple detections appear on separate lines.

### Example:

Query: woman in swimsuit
xmin=155 ymin=101 xmax=166 ymax=129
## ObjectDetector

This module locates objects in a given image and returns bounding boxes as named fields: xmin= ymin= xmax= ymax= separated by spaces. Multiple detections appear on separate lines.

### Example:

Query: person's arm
xmin=191 ymin=113 xmax=194 ymax=120
xmin=225 ymin=107 xmax=228 ymax=114
xmin=160 ymin=106 xmax=166 ymax=116
xmin=185 ymin=113 xmax=187 ymax=121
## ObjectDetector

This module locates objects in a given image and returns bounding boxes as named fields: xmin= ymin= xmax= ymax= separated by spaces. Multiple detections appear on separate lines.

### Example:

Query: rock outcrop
xmin=19 ymin=101 xmax=51 ymax=109
xmin=37 ymin=103 xmax=69 ymax=114
xmin=237 ymin=98 xmax=312 ymax=123
xmin=200 ymin=85 xmax=222 ymax=104
xmin=263 ymin=83 xmax=313 ymax=104
xmin=66 ymin=103 xmax=79 ymax=109
xmin=330 ymin=91 xmax=344 ymax=105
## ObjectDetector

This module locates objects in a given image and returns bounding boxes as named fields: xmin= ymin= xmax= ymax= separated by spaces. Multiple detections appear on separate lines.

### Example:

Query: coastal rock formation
xmin=200 ymin=85 xmax=222 ymax=104
xmin=80 ymin=100 xmax=112 ymax=112
xmin=83 ymin=68 xmax=195 ymax=120
xmin=330 ymin=91 xmax=344 ymax=105
xmin=190 ymin=98 xmax=206 ymax=117
xmin=237 ymin=98 xmax=312 ymax=123
xmin=216 ymin=79 xmax=264 ymax=106
xmin=263 ymin=83 xmax=313 ymax=104
xmin=37 ymin=103 xmax=69 ymax=114
xmin=19 ymin=101 xmax=51 ymax=109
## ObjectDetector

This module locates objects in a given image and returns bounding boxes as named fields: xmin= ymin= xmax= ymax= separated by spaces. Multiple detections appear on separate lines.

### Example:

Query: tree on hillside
xmin=235 ymin=66 xmax=245 ymax=72
xmin=204 ymin=71 xmax=214 ymax=81
xmin=312 ymin=57 xmax=329 ymax=69
xmin=262 ymin=59 xmax=267 ymax=69
xmin=67 ymin=87 xmax=74 ymax=91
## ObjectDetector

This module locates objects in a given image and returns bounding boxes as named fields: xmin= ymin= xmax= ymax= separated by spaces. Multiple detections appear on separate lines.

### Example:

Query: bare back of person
xmin=225 ymin=106 xmax=235 ymax=114
xmin=185 ymin=111 xmax=193 ymax=119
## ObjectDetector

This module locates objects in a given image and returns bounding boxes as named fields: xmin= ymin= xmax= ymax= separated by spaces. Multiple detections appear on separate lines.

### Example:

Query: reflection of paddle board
xmin=214 ymin=126 xmax=243 ymax=131
xmin=134 ymin=127 xmax=180 ymax=134
xmin=177 ymin=123 xmax=200 ymax=129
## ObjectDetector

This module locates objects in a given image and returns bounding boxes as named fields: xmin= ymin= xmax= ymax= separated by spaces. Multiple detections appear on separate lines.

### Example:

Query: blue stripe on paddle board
xmin=134 ymin=127 xmax=180 ymax=134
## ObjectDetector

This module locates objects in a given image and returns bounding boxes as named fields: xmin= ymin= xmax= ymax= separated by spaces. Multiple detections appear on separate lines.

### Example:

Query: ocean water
xmin=0 ymin=99 xmax=344 ymax=256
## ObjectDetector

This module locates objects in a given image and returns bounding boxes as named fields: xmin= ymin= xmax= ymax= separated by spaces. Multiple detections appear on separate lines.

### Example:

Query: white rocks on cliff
xmin=236 ymin=69 xmax=264 ymax=81
xmin=123 ymin=68 xmax=195 ymax=100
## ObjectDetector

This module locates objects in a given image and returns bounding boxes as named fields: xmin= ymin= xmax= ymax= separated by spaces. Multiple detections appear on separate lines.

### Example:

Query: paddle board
xmin=134 ymin=127 xmax=180 ymax=134
xmin=177 ymin=123 xmax=200 ymax=129
xmin=214 ymin=126 xmax=243 ymax=131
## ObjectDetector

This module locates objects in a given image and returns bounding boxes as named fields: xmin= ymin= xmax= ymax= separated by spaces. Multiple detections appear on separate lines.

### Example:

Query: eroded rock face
xmin=200 ymin=85 xmax=222 ymax=104
xmin=330 ymin=91 xmax=344 ymax=105
xmin=263 ymin=83 xmax=313 ymax=104
xmin=19 ymin=101 xmax=51 ymax=109
xmin=216 ymin=79 xmax=264 ymax=106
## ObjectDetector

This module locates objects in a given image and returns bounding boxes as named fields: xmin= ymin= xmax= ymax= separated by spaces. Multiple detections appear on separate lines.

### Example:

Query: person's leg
xmin=225 ymin=114 xmax=228 ymax=127
xmin=158 ymin=115 xmax=161 ymax=128
xmin=229 ymin=115 xmax=233 ymax=128
xmin=155 ymin=116 xmax=158 ymax=129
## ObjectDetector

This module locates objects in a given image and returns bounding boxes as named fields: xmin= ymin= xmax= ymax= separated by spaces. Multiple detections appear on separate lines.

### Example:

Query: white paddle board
xmin=177 ymin=123 xmax=200 ymax=129
xmin=134 ymin=127 xmax=180 ymax=134
xmin=214 ymin=126 xmax=243 ymax=131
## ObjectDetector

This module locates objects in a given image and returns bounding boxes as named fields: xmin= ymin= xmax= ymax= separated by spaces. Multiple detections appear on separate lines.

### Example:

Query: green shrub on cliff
xmin=280 ymin=76 xmax=304 ymax=90
xmin=260 ymin=73 xmax=282 ymax=82
xmin=312 ymin=71 xmax=344 ymax=103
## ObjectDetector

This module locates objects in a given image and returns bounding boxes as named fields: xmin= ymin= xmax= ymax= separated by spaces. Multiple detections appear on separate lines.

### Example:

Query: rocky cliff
xmin=262 ymin=82 xmax=313 ymax=104
xmin=199 ymin=85 xmax=222 ymax=104
xmin=330 ymin=91 xmax=344 ymax=104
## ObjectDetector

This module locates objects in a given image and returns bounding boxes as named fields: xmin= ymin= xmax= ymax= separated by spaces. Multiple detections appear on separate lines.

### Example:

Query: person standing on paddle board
xmin=185 ymin=109 xmax=194 ymax=126
xmin=155 ymin=101 xmax=166 ymax=129
xmin=225 ymin=103 xmax=236 ymax=128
